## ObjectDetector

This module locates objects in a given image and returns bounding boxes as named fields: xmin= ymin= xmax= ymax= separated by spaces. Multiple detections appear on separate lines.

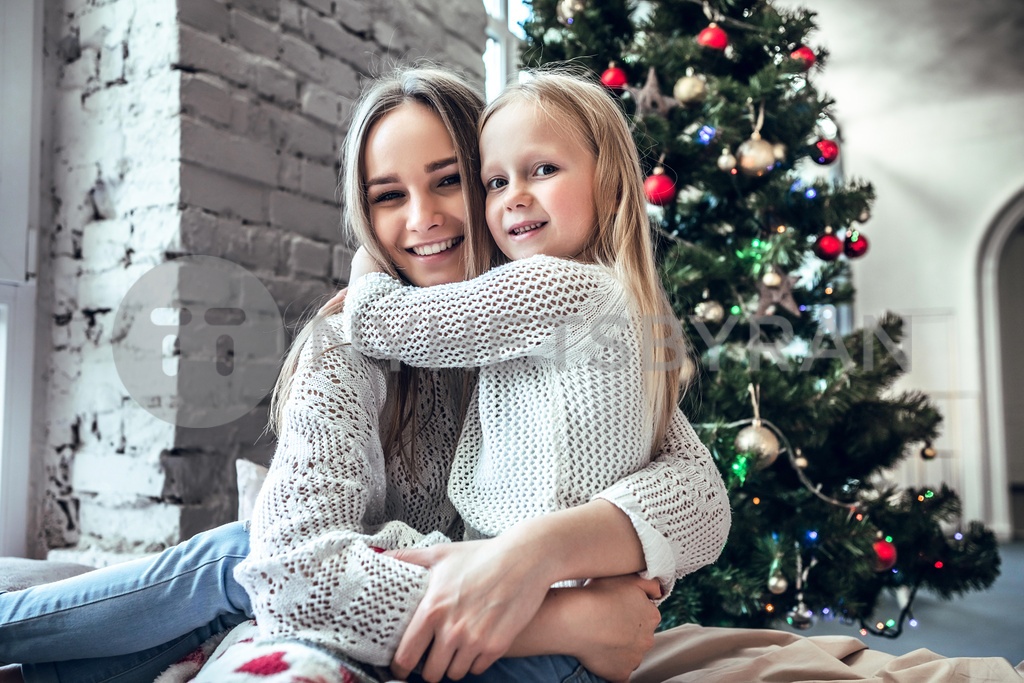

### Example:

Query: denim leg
xmin=0 ymin=521 xmax=251 ymax=665
xmin=20 ymin=613 xmax=248 ymax=683
xmin=444 ymin=655 xmax=606 ymax=683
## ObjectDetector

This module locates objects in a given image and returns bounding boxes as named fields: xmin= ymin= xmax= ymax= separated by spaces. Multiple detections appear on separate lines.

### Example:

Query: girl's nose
xmin=503 ymin=181 xmax=532 ymax=211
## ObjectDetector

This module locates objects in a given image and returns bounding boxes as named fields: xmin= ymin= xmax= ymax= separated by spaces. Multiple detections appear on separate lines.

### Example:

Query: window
xmin=0 ymin=283 xmax=36 ymax=557
xmin=0 ymin=0 xmax=42 ymax=557
xmin=483 ymin=0 xmax=530 ymax=101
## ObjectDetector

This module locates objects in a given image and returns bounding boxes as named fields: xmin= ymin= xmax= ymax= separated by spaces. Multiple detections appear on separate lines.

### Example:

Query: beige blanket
xmin=631 ymin=625 xmax=1024 ymax=683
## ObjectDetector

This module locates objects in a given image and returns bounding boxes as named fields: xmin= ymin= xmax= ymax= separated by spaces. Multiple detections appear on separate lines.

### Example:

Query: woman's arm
xmin=234 ymin=317 xmax=457 ymax=667
xmin=506 ymin=575 xmax=663 ymax=683
xmin=387 ymin=499 xmax=653 ymax=681
xmin=342 ymin=252 xmax=624 ymax=368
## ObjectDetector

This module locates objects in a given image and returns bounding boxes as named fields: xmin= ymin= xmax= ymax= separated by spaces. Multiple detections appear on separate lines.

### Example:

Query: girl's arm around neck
xmin=342 ymin=255 xmax=623 ymax=369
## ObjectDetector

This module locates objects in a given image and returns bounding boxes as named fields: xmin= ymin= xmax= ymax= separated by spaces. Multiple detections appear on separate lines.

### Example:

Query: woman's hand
xmin=569 ymin=575 xmax=662 ymax=683
xmin=386 ymin=538 xmax=556 ymax=682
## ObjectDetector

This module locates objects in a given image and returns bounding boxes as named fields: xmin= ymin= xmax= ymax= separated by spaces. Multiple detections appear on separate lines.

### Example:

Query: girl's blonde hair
xmin=270 ymin=66 xmax=488 ymax=470
xmin=480 ymin=68 xmax=690 ymax=450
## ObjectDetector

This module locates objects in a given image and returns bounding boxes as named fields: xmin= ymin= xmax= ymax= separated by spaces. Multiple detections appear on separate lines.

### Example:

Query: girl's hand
xmin=317 ymin=288 xmax=347 ymax=316
xmin=348 ymin=246 xmax=384 ymax=284
xmin=387 ymin=538 xmax=555 ymax=682
xmin=570 ymin=575 xmax=662 ymax=683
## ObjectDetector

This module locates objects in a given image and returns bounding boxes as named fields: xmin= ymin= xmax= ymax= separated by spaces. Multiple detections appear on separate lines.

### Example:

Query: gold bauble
xmin=762 ymin=271 xmax=783 ymax=288
xmin=737 ymin=137 xmax=776 ymax=177
xmin=921 ymin=444 xmax=937 ymax=460
xmin=794 ymin=456 xmax=809 ymax=469
xmin=673 ymin=75 xmax=707 ymax=104
xmin=735 ymin=421 xmax=780 ymax=468
xmin=717 ymin=148 xmax=737 ymax=172
xmin=694 ymin=300 xmax=725 ymax=324
xmin=768 ymin=571 xmax=788 ymax=595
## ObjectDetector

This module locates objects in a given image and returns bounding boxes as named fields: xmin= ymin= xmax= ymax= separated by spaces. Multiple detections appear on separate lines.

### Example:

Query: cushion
xmin=177 ymin=620 xmax=391 ymax=683
xmin=0 ymin=556 xmax=94 ymax=592
xmin=236 ymin=459 xmax=269 ymax=521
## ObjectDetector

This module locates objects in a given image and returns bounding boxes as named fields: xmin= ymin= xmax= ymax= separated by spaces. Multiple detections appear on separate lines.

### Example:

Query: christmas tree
xmin=521 ymin=0 xmax=1000 ymax=636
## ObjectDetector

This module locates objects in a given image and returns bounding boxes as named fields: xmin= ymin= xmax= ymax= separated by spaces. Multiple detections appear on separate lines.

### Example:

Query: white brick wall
xmin=33 ymin=0 xmax=486 ymax=558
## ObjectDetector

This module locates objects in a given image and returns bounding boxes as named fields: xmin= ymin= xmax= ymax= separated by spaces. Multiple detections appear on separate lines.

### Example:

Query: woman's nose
xmin=407 ymin=196 xmax=442 ymax=232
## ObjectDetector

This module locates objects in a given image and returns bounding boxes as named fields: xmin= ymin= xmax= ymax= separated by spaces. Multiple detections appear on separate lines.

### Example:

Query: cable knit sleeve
xmin=592 ymin=406 xmax=732 ymax=598
xmin=232 ymin=318 xmax=454 ymax=666
xmin=341 ymin=255 xmax=622 ymax=368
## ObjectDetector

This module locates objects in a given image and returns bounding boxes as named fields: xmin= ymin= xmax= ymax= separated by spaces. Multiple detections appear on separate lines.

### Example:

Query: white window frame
xmin=484 ymin=0 xmax=525 ymax=101
xmin=0 ymin=0 xmax=42 ymax=558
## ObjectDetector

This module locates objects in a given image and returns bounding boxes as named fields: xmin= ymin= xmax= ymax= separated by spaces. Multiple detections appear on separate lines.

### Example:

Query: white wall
xmin=778 ymin=0 xmax=1024 ymax=537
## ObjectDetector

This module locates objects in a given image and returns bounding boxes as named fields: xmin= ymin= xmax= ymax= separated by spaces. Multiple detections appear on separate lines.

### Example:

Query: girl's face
xmin=479 ymin=100 xmax=598 ymax=262
xmin=363 ymin=101 xmax=468 ymax=288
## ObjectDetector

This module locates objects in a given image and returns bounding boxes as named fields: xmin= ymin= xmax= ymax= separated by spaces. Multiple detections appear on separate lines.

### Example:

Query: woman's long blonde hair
xmin=269 ymin=66 xmax=489 ymax=470
xmin=479 ymin=68 xmax=690 ymax=450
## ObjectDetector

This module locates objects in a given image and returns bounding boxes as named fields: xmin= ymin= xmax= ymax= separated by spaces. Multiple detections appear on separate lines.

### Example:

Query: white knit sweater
xmin=235 ymin=256 xmax=730 ymax=667
xmin=344 ymin=255 xmax=730 ymax=587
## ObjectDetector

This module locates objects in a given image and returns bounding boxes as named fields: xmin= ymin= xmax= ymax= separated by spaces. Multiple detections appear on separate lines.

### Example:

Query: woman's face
xmin=363 ymin=101 xmax=468 ymax=288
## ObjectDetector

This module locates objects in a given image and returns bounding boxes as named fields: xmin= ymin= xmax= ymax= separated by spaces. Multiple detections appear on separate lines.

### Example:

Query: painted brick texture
xmin=35 ymin=0 xmax=486 ymax=560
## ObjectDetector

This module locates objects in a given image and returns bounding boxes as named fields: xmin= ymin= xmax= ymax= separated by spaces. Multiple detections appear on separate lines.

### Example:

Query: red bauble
xmin=873 ymin=539 xmax=898 ymax=572
xmin=696 ymin=23 xmax=728 ymax=50
xmin=844 ymin=229 xmax=869 ymax=258
xmin=600 ymin=62 xmax=628 ymax=91
xmin=813 ymin=139 xmax=840 ymax=165
xmin=791 ymin=45 xmax=816 ymax=69
xmin=813 ymin=232 xmax=843 ymax=261
xmin=644 ymin=167 xmax=676 ymax=205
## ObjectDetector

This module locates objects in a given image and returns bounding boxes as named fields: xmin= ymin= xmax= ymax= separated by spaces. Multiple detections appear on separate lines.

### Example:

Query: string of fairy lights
xmin=700 ymin=383 xmax=947 ymax=636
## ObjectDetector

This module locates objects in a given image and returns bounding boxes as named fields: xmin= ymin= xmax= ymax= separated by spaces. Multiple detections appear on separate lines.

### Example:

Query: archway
xmin=978 ymin=189 xmax=1024 ymax=540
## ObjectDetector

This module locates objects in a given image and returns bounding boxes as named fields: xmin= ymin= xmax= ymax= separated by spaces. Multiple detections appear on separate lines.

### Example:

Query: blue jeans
xmin=0 ymin=521 xmax=252 ymax=683
xmin=411 ymin=655 xmax=604 ymax=683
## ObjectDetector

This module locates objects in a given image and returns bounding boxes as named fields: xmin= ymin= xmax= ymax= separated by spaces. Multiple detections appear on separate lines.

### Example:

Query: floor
xmin=774 ymin=541 xmax=1024 ymax=665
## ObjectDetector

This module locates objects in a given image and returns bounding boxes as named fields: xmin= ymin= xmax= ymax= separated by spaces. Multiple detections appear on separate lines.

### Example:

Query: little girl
xmin=342 ymin=69 xmax=728 ymax=682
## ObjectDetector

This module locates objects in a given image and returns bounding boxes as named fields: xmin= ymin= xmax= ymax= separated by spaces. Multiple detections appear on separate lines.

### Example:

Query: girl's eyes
xmin=483 ymin=164 xmax=557 ymax=190
xmin=439 ymin=173 xmax=461 ymax=188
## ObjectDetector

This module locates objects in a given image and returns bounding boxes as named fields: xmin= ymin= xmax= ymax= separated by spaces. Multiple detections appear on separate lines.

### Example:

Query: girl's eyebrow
xmin=366 ymin=156 xmax=458 ymax=188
